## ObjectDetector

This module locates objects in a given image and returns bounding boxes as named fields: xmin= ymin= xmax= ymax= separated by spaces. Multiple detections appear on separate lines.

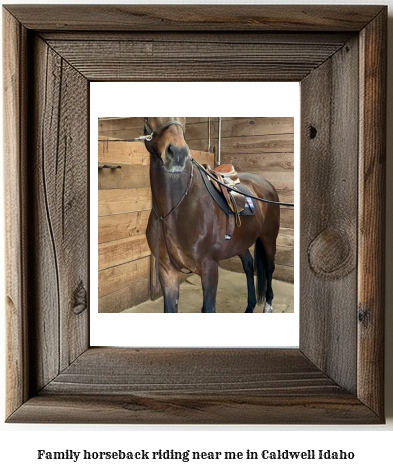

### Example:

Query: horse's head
xmin=144 ymin=117 xmax=190 ymax=173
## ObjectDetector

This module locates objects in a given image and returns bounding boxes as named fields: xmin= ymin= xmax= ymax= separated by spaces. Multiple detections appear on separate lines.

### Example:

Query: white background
xmin=91 ymin=82 xmax=300 ymax=347
xmin=1 ymin=1 xmax=392 ymax=473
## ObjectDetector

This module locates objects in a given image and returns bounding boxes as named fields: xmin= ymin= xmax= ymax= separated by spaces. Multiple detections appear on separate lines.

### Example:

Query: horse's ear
xmin=144 ymin=118 xmax=153 ymax=135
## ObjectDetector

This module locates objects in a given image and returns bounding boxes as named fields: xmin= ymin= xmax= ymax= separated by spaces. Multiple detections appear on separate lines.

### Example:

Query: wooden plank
xmin=98 ymin=235 xmax=150 ymax=271
xmin=8 ymin=347 xmax=378 ymax=424
xmin=6 ymin=5 xmax=383 ymax=32
xmin=187 ymin=138 xmax=216 ymax=154
xmin=276 ymin=188 xmax=295 ymax=205
xmin=98 ymin=187 xmax=152 ymax=216
xmin=274 ymin=264 xmax=295 ymax=284
xmin=300 ymin=37 xmax=359 ymax=393
xmin=187 ymin=117 xmax=294 ymax=140
xmin=190 ymin=149 xmax=215 ymax=167
xmin=39 ymin=37 xmax=350 ymax=82
xmin=221 ymin=134 xmax=294 ymax=154
xmin=223 ymin=153 xmax=294 ymax=172
xmin=3 ymin=9 xmax=29 ymax=417
xmin=98 ymin=282 xmax=150 ymax=313
xmin=357 ymin=9 xmax=386 ymax=417
xmin=29 ymin=39 xmax=60 ymax=388
xmin=99 ymin=117 xmax=142 ymax=133
xmin=277 ymin=227 xmax=294 ymax=247
xmin=98 ymin=139 xmax=150 ymax=165
xmin=276 ymin=246 xmax=294 ymax=267
xmin=280 ymin=208 xmax=294 ymax=228
xmin=35 ymin=39 xmax=90 ymax=374
xmin=41 ymin=31 xmax=352 ymax=47
xmin=98 ymin=257 xmax=150 ymax=298
xmin=188 ymin=136 xmax=294 ymax=155
xmin=98 ymin=211 xmax=150 ymax=244
xmin=99 ymin=127 xmax=142 ymax=140
xmin=98 ymin=164 xmax=150 ymax=189
xmin=255 ymin=171 xmax=294 ymax=185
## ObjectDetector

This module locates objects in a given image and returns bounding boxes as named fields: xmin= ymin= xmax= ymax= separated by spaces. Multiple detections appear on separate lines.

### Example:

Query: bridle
xmin=143 ymin=118 xmax=193 ymax=220
xmin=143 ymin=118 xmax=185 ymax=141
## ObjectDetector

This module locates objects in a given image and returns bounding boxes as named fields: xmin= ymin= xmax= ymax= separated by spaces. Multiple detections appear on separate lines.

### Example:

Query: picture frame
xmin=3 ymin=5 xmax=386 ymax=424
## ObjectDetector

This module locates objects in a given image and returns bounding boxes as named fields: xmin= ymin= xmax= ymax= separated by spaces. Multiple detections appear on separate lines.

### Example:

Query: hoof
xmin=265 ymin=303 xmax=273 ymax=313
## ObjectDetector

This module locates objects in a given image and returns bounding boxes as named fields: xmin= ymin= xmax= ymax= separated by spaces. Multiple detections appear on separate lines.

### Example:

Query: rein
xmin=151 ymin=162 xmax=195 ymax=278
xmin=190 ymin=157 xmax=294 ymax=208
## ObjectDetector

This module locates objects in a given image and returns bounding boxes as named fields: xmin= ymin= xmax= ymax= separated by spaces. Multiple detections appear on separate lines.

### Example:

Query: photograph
xmin=97 ymin=116 xmax=295 ymax=314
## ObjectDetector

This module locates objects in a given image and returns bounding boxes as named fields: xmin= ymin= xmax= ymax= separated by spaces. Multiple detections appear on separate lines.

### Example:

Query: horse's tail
xmin=254 ymin=237 xmax=267 ymax=306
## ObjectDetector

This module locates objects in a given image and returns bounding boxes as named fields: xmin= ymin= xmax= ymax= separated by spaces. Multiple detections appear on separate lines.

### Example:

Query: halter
xmin=143 ymin=118 xmax=185 ymax=141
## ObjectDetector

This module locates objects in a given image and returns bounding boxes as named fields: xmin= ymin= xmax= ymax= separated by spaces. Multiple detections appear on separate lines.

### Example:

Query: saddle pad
xmin=199 ymin=167 xmax=257 ymax=216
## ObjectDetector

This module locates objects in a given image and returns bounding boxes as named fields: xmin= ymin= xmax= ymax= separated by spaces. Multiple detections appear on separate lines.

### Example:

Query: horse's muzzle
xmin=164 ymin=144 xmax=190 ymax=173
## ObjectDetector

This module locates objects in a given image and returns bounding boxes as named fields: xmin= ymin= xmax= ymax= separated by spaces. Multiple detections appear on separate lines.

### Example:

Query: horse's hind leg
xmin=239 ymin=249 xmax=257 ymax=313
xmin=260 ymin=237 xmax=276 ymax=313
xmin=200 ymin=260 xmax=219 ymax=313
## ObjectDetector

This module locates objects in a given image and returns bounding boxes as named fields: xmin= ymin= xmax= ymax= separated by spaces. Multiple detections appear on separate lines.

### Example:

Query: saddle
xmin=203 ymin=163 xmax=246 ymax=227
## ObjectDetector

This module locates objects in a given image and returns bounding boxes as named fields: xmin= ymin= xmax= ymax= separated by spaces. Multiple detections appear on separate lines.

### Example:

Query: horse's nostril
xmin=164 ymin=144 xmax=189 ymax=172
xmin=166 ymin=145 xmax=188 ymax=160
xmin=167 ymin=144 xmax=174 ymax=157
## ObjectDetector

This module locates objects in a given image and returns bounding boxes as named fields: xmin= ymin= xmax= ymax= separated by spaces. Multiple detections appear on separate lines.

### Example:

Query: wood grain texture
xmin=98 ymin=165 xmax=150 ymax=190
xmin=3 ymin=5 xmax=386 ymax=424
xmin=98 ymin=139 xmax=150 ymax=166
xmin=30 ymin=37 xmax=90 ymax=384
xmin=4 ymin=5 xmax=384 ymax=32
xmin=3 ymin=9 xmax=29 ymax=417
xmin=98 ymin=257 xmax=151 ymax=300
xmin=98 ymin=236 xmax=150 ymax=272
xmin=300 ymin=36 xmax=360 ymax=394
xmin=7 ymin=348 xmax=380 ymax=424
xmin=357 ymin=9 xmax=386 ymax=418
xmin=98 ymin=211 xmax=150 ymax=244
xmin=98 ymin=187 xmax=152 ymax=216
xmin=45 ymin=39 xmax=346 ymax=81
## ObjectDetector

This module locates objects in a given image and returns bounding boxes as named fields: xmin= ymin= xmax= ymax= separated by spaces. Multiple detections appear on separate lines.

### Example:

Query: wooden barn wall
xmin=98 ymin=118 xmax=214 ymax=312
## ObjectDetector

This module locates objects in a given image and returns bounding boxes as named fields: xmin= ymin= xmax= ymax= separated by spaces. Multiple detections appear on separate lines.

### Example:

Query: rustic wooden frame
xmin=4 ymin=5 xmax=386 ymax=424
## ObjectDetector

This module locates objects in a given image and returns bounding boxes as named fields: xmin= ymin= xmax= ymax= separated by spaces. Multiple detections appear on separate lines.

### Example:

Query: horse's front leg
xmin=200 ymin=261 xmax=219 ymax=313
xmin=159 ymin=264 xmax=180 ymax=313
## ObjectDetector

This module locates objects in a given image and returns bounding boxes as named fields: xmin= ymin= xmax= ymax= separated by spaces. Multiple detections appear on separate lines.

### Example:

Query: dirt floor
xmin=123 ymin=268 xmax=294 ymax=313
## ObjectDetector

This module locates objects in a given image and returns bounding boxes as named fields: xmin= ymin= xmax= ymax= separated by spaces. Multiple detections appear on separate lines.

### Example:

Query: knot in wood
xmin=308 ymin=228 xmax=355 ymax=279
xmin=73 ymin=281 xmax=87 ymax=315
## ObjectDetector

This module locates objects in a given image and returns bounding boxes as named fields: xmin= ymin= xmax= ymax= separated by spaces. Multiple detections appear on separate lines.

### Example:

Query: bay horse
xmin=145 ymin=117 xmax=280 ymax=313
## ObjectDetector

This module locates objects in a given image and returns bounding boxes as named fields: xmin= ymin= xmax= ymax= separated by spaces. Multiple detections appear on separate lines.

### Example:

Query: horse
xmin=144 ymin=117 xmax=280 ymax=313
